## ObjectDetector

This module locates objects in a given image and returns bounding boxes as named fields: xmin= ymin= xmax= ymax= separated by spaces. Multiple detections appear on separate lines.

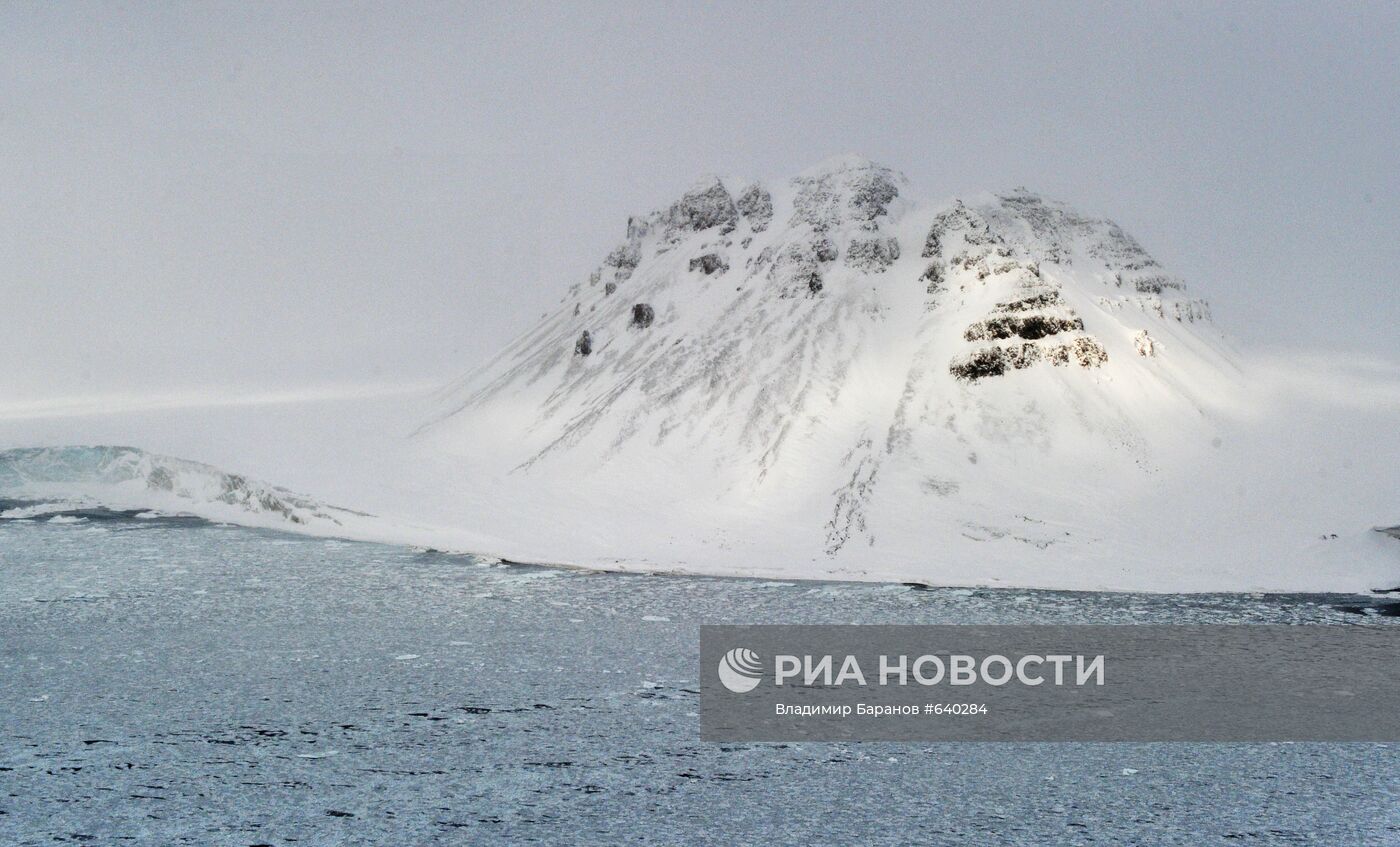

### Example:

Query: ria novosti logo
xmin=716 ymin=644 xmax=1108 ymax=695
xmin=717 ymin=647 xmax=763 ymax=693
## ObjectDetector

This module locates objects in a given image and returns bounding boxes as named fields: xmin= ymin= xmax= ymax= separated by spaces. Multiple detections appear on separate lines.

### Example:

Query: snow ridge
xmin=0 ymin=446 xmax=364 ymax=530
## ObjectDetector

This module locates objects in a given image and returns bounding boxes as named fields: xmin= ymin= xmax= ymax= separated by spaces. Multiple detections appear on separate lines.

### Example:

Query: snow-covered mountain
xmin=415 ymin=155 xmax=1371 ymax=589
xmin=409 ymin=155 xmax=1398 ymax=589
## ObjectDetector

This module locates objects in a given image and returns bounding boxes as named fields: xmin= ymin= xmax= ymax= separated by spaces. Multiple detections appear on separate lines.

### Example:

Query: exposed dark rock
xmin=964 ymin=314 xmax=1084 ymax=342
xmin=921 ymin=262 xmax=945 ymax=301
xmin=921 ymin=261 xmax=943 ymax=288
xmin=922 ymin=228 xmax=942 ymax=259
xmin=574 ymin=330 xmax=593 ymax=356
xmin=688 ymin=253 xmax=729 ymax=275
xmin=600 ymin=243 xmax=641 ymax=286
xmin=604 ymin=281 xmax=616 ymax=296
xmin=605 ymin=244 xmax=640 ymax=271
xmin=1132 ymin=275 xmax=1184 ymax=294
xmin=735 ymin=184 xmax=773 ymax=232
xmin=631 ymin=303 xmax=655 ymax=329
xmin=1003 ymin=342 xmax=1042 ymax=370
xmin=964 ymin=226 xmax=1001 ymax=247
xmin=846 ymin=169 xmax=901 ymax=227
xmin=996 ymin=290 xmax=1061 ymax=312
xmin=1070 ymin=337 xmax=1109 ymax=367
xmin=950 ymin=342 xmax=1047 ymax=381
xmin=846 ymin=237 xmax=901 ymax=272
xmin=951 ymin=335 xmax=1106 ymax=381
xmin=790 ymin=159 xmax=901 ymax=232
xmin=926 ymin=203 xmax=1000 ymax=256
xmin=950 ymin=348 xmax=1009 ymax=381
xmin=665 ymin=177 xmax=738 ymax=233
xmin=1047 ymin=337 xmax=1109 ymax=367
xmin=770 ymin=237 xmax=835 ymax=297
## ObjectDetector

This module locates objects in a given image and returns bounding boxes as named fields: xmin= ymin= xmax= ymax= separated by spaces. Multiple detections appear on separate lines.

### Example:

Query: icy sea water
xmin=1 ymin=514 xmax=1398 ymax=846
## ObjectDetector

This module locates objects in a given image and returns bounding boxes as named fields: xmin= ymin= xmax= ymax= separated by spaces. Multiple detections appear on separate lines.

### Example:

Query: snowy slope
xmin=412 ymin=155 xmax=1397 ymax=591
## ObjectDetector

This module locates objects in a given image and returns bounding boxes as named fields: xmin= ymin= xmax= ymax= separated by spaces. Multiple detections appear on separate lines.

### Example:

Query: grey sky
xmin=5 ymin=2 xmax=1397 ymax=403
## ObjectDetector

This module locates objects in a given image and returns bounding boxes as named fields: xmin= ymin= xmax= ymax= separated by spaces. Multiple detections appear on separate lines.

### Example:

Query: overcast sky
xmin=4 ymin=2 xmax=1397 ymax=403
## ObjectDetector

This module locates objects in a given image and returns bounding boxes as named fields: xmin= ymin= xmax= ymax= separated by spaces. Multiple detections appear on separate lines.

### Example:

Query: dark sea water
xmin=1 ymin=510 xmax=1397 ymax=845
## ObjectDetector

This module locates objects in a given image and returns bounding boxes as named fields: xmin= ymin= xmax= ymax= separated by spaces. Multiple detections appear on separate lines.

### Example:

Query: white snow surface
xmin=3 ymin=156 xmax=1398 ymax=592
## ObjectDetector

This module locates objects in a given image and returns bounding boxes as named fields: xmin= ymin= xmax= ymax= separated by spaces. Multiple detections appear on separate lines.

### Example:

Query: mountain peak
xmin=421 ymin=159 xmax=1237 ymax=581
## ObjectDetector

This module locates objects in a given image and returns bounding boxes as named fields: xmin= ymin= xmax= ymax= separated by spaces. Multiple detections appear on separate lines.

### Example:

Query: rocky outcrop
xmin=689 ymin=253 xmax=729 ymax=275
xmin=575 ymin=330 xmax=593 ymax=356
xmin=996 ymin=290 xmax=1060 ymax=312
xmin=665 ymin=177 xmax=738 ymax=234
xmin=1128 ymin=274 xmax=1183 ymax=294
xmin=736 ymin=184 xmax=773 ymax=232
xmin=964 ymin=314 xmax=1084 ymax=342
xmin=790 ymin=157 xmax=902 ymax=232
xmin=950 ymin=347 xmax=1019 ymax=381
xmin=1049 ymin=337 xmax=1109 ymax=368
xmin=605 ymin=243 xmax=640 ymax=273
xmin=924 ymin=202 xmax=1000 ymax=259
xmin=932 ymin=201 xmax=1129 ymax=382
xmin=594 ymin=241 xmax=642 ymax=292
xmin=769 ymin=237 xmax=836 ymax=297
xmin=845 ymin=237 xmax=901 ymax=272
xmin=951 ymin=336 xmax=1108 ymax=382
xmin=631 ymin=303 xmax=654 ymax=329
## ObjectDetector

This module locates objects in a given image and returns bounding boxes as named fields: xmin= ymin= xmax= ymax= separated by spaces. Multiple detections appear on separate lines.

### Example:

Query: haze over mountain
xmin=3 ymin=156 xmax=1396 ymax=592
xmin=410 ymin=156 xmax=1394 ymax=590
xmin=6 ymin=4 xmax=1398 ymax=405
